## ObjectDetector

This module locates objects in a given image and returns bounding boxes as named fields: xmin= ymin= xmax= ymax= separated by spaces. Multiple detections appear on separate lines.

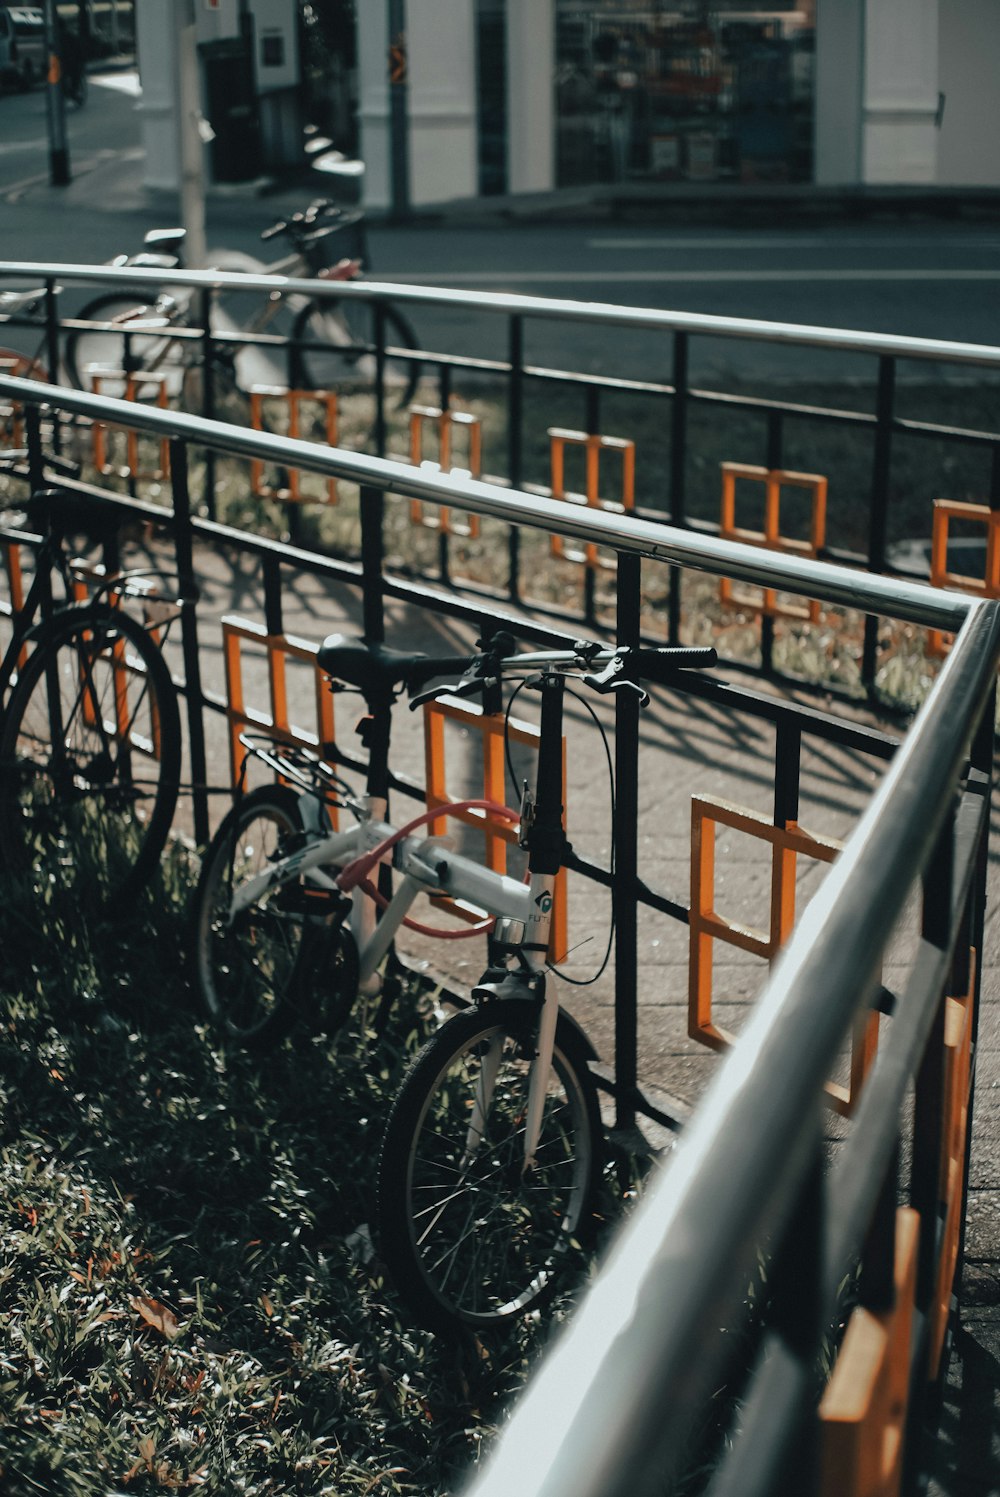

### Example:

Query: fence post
xmin=198 ymin=288 xmax=217 ymax=521
xmin=613 ymin=549 xmax=642 ymax=1132
xmin=761 ymin=410 xmax=784 ymax=676
xmin=667 ymin=331 xmax=688 ymax=646
xmin=44 ymin=278 xmax=62 ymax=456
xmin=582 ymin=385 xmax=602 ymax=627
xmin=360 ymin=481 xmax=386 ymax=644
xmin=862 ymin=356 xmax=896 ymax=692
xmin=507 ymin=315 xmax=523 ymax=603
xmin=374 ymin=303 xmax=387 ymax=460
xmin=170 ymin=437 xmax=209 ymax=847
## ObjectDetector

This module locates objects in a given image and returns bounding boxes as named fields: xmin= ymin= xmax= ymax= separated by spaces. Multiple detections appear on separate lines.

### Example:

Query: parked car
xmin=0 ymin=6 xmax=47 ymax=90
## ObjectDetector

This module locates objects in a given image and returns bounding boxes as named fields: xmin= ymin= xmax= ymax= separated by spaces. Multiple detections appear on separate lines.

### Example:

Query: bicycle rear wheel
xmin=193 ymin=785 xmax=348 ymax=1048
xmin=293 ymin=298 xmax=421 ymax=411
xmin=65 ymin=292 xmax=188 ymax=398
xmin=377 ymin=997 xmax=602 ymax=1335
xmin=0 ymin=605 xmax=180 ymax=912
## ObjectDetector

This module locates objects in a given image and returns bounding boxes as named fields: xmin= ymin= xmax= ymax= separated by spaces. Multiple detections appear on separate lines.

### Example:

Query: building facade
xmin=355 ymin=0 xmax=1000 ymax=209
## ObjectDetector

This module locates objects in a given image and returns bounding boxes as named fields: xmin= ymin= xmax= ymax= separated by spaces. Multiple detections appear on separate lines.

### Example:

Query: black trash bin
xmin=200 ymin=36 xmax=262 ymax=183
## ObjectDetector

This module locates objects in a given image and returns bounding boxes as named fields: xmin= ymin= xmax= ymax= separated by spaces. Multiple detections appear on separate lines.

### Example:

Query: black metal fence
xmin=3 ymin=259 xmax=1000 ymax=701
xmin=0 ymin=362 xmax=995 ymax=1495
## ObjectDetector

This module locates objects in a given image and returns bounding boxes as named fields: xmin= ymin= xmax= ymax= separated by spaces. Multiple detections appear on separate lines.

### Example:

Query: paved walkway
xmin=122 ymin=521 xmax=1000 ymax=1492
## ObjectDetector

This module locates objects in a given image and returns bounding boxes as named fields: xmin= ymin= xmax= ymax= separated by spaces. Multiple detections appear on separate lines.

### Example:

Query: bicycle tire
xmin=293 ymin=297 xmax=421 ymax=411
xmin=65 ymin=291 xmax=187 ymax=397
xmin=193 ymin=785 xmax=341 ymax=1048
xmin=377 ymin=997 xmax=602 ymax=1335
xmin=0 ymin=604 xmax=180 ymax=912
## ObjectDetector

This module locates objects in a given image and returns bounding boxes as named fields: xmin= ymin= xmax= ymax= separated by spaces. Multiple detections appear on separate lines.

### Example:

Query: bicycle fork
xmin=467 ymin=670 xmax=566 ymax=1177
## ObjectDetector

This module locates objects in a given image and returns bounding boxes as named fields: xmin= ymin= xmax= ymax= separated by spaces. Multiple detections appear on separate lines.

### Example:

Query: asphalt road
xmin=3 ymin=66 xmax=1000 ymax=382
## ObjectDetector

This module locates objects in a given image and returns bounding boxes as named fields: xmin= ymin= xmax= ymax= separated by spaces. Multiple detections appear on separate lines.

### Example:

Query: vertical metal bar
xmin=374 ymin=302 xmax=388 ymax=459
xmin=507 ymin=315 xmax=523 ymax=603
xmin=42 ymin=0 xmax=70 ymax=186
xmin=761 ymin=410 xmax=783 ymax=676
xmin=912 ymin=815 xmax=954 ymax=1311
xmin=26 ymin=401 xmax=45 ymax=496
xmin=859 ymin=1146 xmax=900 ymax=1313
xmin=438 ymin=361 xmax=452 ymax=585
xmin=199 ymin=287 xmax=217 ymax=520
xmin=170 ymin=437 xmax=209 ymax=847
xmin=262 ymin=555 xmax=283 ymax=638
xmin=613 ymin=550 xmax=642 ymax=1131
xmin=667 ymin=331 xmax=689 ymax=646
xmin=43 ymin=279 xmax=62 ymax=455
xmin=773 ymin=721 xmax=800 ymax=827
xmin=387 ymin=0 xmax=411 ymax=221
xmin=25 ymin=404 xmax=52 ymax=621
xmin=360 ymin=482 xmax=386 ymax=644
xmin=862 ymin=356 xmax=896 ymax=691
xmin=583 ymin=386 xmax=600 ymax=628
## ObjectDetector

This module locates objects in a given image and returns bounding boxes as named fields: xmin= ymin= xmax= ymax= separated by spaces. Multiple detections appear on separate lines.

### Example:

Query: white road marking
xmin=588 ymin=235 xmax=1000 ymax=250
xmin=379 ymin=267 xmax=1000 ymax=285
xmin=91 ymin=69 xmax=141 ymax=96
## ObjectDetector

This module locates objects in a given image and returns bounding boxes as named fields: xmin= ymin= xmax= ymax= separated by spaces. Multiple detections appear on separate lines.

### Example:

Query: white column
xmin=507 ymin=0 xmax=554 ymax=194
xmin=407 ymin=0 xmax=477 ymax=206
xmin=357 ymin=0 xmax=391 ymax=210
xmin=134 ymin=0 xmax=181 ymax=191
xmin=862 ymin=0 xmax=939 ymax=183
xmin=813 ymin=0 xmax=864 ymax=184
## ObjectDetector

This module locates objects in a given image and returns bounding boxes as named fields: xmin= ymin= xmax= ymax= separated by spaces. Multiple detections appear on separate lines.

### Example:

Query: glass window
xmin=555 ymin=4 xmax=816 ymax=188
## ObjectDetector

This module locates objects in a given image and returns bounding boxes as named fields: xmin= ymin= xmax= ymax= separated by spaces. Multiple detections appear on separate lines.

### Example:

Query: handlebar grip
xmin=634 ymin=646 xmax=718 ymax=677
xmin=405 ymin=655 xmax=479 ymax=691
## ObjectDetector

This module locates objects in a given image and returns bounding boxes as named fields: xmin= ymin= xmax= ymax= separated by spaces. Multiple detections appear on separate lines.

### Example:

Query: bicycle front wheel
xmin=377 ymin=998 xmax=602 ymax=1335
xmin=65 ymin=292 xmax=187 ymax=397
xmin=0 ymin=606 xmax=180 ymax=911
xmin=294 ymin=298 xmax=421 ymax=410
xmin=193 ymin=785 xmax=333 ymax=1048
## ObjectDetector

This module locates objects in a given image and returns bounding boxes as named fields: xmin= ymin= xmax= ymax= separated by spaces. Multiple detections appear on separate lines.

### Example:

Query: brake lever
xmin=582 ymin=657 xmax=650 ymax=707
xmin=409 ymin=673 xmax=495 ymax=712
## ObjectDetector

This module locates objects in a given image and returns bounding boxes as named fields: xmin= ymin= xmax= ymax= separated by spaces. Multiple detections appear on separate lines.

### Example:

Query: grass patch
xmin=0 ymin=848 xmax=616 ymax=1495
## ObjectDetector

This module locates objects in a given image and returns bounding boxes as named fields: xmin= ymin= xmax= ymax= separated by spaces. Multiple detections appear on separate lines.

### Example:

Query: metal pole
xmin=387 ymin=0 xmax=410 ymax=221
xmin=42 ymin=0 xmax=70 ymax=186
xmin=178 ymin=0 xmax=207 ymax=269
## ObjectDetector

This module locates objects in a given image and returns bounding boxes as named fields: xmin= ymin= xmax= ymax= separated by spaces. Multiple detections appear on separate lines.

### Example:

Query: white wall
xmin=937 ymin=0 xmax=1000 ymax=185
xmin=358 ymin=0 xmax=477 ymax=211
xmin=862 ymin=0 xmax=939 ymax=182
xmin=408 ymin=0 xmax=477 ymax=206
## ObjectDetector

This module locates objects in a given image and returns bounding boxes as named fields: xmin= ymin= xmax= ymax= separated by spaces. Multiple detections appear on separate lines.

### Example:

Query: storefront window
xmin=555 ymin=2 xmax=815 ymax=188
xmin=477 ymin=0 xmax=507 ymax=195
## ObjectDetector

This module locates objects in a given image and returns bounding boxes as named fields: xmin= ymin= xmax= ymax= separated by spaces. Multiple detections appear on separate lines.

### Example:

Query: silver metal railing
xmin=0 ymin=374 xmax=978 ymax=634
xmin=4 ymin=259 xmax=1000 ymax=368
xmin=3 ymin=372 xmax=995 ymax=1494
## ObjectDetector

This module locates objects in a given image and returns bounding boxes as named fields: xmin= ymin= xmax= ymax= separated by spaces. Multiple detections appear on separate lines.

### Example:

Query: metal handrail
xmin=4 ymin=369 xmax=993 ymax=1491
xmin=4 ymin=259 xmax=1000 ymax=368
xmin=0 ymin=374 xmax=978 ymax=633
xmin=463 ymin=594 xmax=1000 ymax=1497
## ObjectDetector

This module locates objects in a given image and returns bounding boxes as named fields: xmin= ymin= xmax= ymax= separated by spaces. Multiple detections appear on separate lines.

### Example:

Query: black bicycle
xmin=0 ymin=483 xmax=186 ymax=912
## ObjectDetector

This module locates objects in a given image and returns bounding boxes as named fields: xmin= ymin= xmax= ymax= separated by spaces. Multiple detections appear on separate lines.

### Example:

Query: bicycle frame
xmin=224 ymin=791 xmax=548 ymax=1000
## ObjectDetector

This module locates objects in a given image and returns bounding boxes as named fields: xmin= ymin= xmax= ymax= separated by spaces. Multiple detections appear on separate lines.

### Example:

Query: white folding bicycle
xmin=190 ymin=628 xmax=716 ymax=1333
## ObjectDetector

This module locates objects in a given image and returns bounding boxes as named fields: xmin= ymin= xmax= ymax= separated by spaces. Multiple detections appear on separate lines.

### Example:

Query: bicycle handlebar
xmin=260 ymin=199 xmax=364 ymax=244
xmin=406 ymin=642 xmax=717 ymax=711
